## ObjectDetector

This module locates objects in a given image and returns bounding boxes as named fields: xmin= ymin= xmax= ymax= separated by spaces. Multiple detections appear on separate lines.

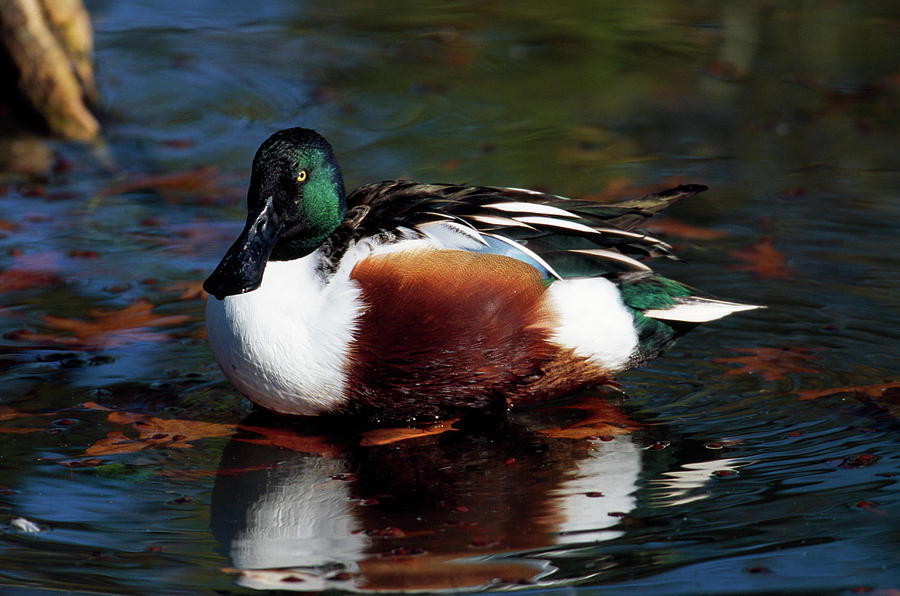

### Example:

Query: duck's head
xmin=203 ymin=128 xmax=346 ymax=300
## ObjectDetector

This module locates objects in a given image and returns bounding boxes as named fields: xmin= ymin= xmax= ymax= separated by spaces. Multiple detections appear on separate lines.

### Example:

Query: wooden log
xmin=0 ymin=0 xmax=98 ymax=140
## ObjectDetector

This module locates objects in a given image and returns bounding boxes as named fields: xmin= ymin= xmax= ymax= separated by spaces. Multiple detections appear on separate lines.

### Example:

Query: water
xmin=1 ymin=1 xmax=898 ymax=593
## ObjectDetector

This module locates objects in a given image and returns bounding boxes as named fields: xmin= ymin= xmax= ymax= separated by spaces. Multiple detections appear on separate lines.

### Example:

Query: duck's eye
xmin=296 ymin=170 xmax=308 ymax=183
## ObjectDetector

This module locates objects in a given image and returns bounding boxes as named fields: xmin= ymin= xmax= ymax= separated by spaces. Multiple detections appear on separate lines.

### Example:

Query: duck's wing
xmin=328 ymin=181 xmax=707 ymax=279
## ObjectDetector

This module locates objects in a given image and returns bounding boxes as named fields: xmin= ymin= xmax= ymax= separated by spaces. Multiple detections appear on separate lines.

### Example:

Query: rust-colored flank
xmin=347 ymin=249 xmax=609 ymax=418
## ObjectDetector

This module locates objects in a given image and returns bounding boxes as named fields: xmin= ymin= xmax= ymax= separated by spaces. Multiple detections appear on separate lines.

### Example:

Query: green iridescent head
xmin=204 ymin=128 xmax=347 ymax=299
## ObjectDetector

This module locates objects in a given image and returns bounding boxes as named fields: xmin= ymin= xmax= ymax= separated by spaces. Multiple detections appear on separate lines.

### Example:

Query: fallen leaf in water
xmin=107 ymin=411 xmax=147 ymax=425
xmin=78 ymin=401 xmax=115 ymax=411
xmin=0 ymin=426 xmax=43 ymax=435
xmin=85 ymin=431 xmax=147 ymax=456
xmin=796 ymin=380 xmax=900 ymax=401
xmin=164 ymin=281 xmax=207 ymax=300
xmin=0 ymin=407 xmax=46 ymax=434
xmin=237 ymin=425 xmax=343 ymax=458
xmin=102 ymin=166 xmax=237 ymax=203
xmin=539 ymin=395 xmax=641 ymax=440
xmin=729 ymin=237 xmax=791 ymax=279
xmin=83 ymin=412 xmax=235 ymax=456
xmin=359 ymin=419 xmax=459 ymax=446
xmin=0 ymin=407 xmax=26 ymax=423
xmin=440 ymin=158 xmax=462 ymax=173
xmin=0 ymin=252 xmax=61 ymax=295
xmin=41 ymin=300 xmax=190 ymax=349
xmin=0 ymin=268 xmax=57 ymax=294
xmin=714 ymin=346 xmax=820 ymax=381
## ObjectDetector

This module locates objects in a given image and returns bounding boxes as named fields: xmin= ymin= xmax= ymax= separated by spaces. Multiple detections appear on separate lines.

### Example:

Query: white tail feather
xmin=644 ymin=297 xmax=763 ymax=323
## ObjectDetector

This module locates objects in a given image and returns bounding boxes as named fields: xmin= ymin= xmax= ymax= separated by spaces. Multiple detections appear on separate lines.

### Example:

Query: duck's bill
xmin=203 ymin=197 xmax=282 ymax=300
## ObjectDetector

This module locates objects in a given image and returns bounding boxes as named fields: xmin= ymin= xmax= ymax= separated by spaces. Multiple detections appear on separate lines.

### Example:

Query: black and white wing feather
xmin=325 ymin=181 xmax=707 ymax=279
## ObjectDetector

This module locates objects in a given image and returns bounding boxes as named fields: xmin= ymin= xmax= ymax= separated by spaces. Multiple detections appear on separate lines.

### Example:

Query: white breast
xmin=205 ymin=253 xmax=364 ymax=415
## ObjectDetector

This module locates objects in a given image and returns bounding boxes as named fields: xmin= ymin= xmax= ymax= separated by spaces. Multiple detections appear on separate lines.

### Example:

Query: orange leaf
xmin=538 ymin=395 xmax=642 ymax=440
xmin=0 ymin=269 xmax=57 ymax=293
xmin=729 ymin=237 xmax=791 ymax=279
xmin=0 ymin=427 xmax=43 ymax=434
xmin=41 ymin=299 xmax=190 ymax=349
xmin=714 ymin=346 xmax=820 ymax=381
xmin=106 ymin=410 xmax=148 ymax=425
xmin=78 ymin=401 xmax=114 ymax=411
xmin=103 ymin=166 xmax=228 ymax=198
xmin=0 ymin=407 xmax=26 ymax=422
xmin=85 ymin=431 xmax=146 ymax=456
xmin=83 ymin=412 xmax=235 ymax=456
xmin=796 ymin=380 xmax=900 ymax=401
xmin=440 ymin=158 xmax=462 ymax=173
xmin=0 ymin=251 xmax=61 ymax=295
xmin=163 ymin=281 xmax=207 ymax=300
xmin=359 ymin=419 xmax=459 ymax=446
xmin=237 ymin=425 xmax=343 ymax=458
xmin=0 ymin=407 xmax=44 ymax=433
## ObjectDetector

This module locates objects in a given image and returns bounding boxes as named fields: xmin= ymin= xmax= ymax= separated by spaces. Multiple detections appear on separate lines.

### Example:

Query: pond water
xmin=1 ymin=1 xmax=899 ymax=594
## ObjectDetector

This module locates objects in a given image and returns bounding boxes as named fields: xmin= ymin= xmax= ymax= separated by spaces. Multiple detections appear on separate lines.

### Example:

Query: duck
xmin=203 ymin=127 xmax=760 ymax=421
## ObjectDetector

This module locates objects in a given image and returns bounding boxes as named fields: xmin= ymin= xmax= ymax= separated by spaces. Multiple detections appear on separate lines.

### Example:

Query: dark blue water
xmin=1 ymin=2 xmax=898 ymax=593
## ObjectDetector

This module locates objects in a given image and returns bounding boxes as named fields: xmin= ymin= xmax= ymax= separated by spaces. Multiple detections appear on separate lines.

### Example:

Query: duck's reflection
xmin=211 ymin=395 xmax=643 ymax=591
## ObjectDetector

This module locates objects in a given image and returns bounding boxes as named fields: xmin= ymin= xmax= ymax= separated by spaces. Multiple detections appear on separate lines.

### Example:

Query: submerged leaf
xmin=85 ymin=431 xmax=147 ymax=456
xmin=164 ymin=281 xmax=207 ymax=300
xmin=729 ymin=237 xmax=792 ymax=279
xmin=714 ymin=346 xmax=820 ymax=381
xmin=236 ymin=425 xmax=343 ymax=457
xmin=796 ymin=380 xmax=900 ymax=401
xmin=102 ymin=166 xmax=236 ymax=202
xmin=41 ymin=300 xmax=190 ymax=349
xmin=359 ymin=419 xmax=459 ymax=446
xmin=0 ymin=252 xmax=61 ymax=295
xmin=83 ymin=411 xmax=235 ymax=456
xmin=538 ymin=395 xmax=641 ymax=440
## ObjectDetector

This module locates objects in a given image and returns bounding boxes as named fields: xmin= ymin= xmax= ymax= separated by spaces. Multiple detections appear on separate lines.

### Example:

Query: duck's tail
xmin=613 ymin=272 xmax=763 ymax=366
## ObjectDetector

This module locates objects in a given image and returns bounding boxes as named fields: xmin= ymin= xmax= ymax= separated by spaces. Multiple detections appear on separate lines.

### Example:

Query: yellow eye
xmin=296 ymin=170 xmax=308 ymax=183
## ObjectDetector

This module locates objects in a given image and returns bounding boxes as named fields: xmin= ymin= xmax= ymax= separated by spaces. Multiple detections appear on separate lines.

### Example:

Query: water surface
xmin=1 ymin=1 xmax=898 ymax=594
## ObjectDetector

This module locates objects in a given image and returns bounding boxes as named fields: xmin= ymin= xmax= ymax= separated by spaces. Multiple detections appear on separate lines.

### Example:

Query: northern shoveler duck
xmin=204 ymin=128 xmax=760 ymax=421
